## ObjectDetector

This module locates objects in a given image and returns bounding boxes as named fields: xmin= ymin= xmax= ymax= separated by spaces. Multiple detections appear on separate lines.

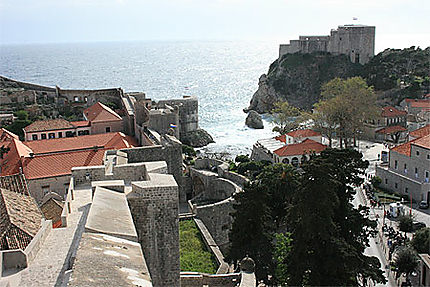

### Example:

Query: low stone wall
xmin=24 ymin=219 xmax=53 ymax=264
xmin=72 ymin=163 xmax=148 ymax=186
xmin=180 ymin=272 xmax=240 ymax=287
xmin=217 ymin=163 xmax=249 ymax=188
xmin=194 ymin=158 xmax=224 ymax=170
xmin=195 ymin=198 xmax=234 ymax=254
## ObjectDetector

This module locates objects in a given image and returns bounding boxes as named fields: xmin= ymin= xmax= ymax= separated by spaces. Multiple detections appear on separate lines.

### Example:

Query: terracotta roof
xmin=274 ymin=139 xmax=327 ymax=157
xmin=84 ymin=102 xmax=122 ymax=122
xmin=0 ymin=129 xmax=33 ymax=176
xmin=411 ymin=101 xmax=430 ymax=108
xmin=24 ymin=132 xmax=136 ymax=155
xmin=381 ymin=106 xmax=407 ymax=117
xmin=22 ymin=149 xmax=106 ymax=179
xmin=412 ymin=134 xmax=430 ymax=150
xmin=1 ymin=188 xmax=42 ymax=237
xmin=391 ymin=141 xmax=414 ymax=156
xmin=71 ymin=121 xmax=90 ymax=127
xmin=410 ymin=124 xmax=430 ymax=139
xmin=275 ymin=134 xmax=286 ymax=143
xmin=24 ymin=119 xmax=75 ymax=133
xmin=286 ymin=129 xmax=321 ymax=138
xmin=375 ymin=125 xmax=407 ymax=134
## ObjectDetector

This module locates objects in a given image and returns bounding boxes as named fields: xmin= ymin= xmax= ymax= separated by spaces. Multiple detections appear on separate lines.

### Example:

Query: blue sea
xmin=0 ymin=41 xmax=279 ymax=156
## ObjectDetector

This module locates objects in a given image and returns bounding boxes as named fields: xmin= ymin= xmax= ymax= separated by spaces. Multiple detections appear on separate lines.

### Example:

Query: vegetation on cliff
xmin=247 ymin=47 xmax=430 ymax=113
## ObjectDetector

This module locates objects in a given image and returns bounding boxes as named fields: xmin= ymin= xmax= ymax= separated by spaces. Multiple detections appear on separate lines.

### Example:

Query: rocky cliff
xmin=246 ymin=47 xmax=430 ymax=113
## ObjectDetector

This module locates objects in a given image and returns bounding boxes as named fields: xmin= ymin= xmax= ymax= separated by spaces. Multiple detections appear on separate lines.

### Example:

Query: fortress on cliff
xmin=279 ymin=24 xmax=375 ymax=64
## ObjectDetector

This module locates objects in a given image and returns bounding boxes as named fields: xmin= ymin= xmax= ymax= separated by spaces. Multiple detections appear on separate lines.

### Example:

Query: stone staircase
xmin=0 ymin=173 xmax=29 ymax=195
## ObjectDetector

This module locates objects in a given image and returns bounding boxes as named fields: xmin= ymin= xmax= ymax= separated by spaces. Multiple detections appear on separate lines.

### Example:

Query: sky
xmin=0 ymin=0 xmax=429 ymax=52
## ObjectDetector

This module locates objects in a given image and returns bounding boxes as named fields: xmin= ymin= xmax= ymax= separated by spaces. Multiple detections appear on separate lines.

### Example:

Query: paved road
xmin=354 ymin=188 xmax=397 ymax=287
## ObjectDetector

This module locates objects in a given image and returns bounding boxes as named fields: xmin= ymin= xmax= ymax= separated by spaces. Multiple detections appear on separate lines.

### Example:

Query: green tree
xmin=271 ymin=101 xmax=309 ymax=135
xmin=315 ymin=77 xmax=379 ymax=148
xmin=398 ymin=215 xmax=413 ymax=232
xmin=273 ymin=232 xmax=293 ymax=286
xmin=182 ymin=145 xmax=196 ymax=157
xmin=5 ymin=110 xmax=32 ymax=140
xmin=287 ymin=149 xmax=386 ymax=286
xmin=235 ymin=154 xmax=250 ymax=163
xmin=227 ymin=164 xmax=299 ymax=283
xmin=371 ymin=176 xmax=382 ymax=189
xmin=393 ymin=246 xmax=419 ymax=279
xmin=411 ymin=227 xmax=430 ymax=254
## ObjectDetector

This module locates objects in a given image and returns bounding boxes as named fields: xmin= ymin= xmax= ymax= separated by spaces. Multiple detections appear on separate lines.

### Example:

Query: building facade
xmin=279 ymin=24 xmax=375 ymax=64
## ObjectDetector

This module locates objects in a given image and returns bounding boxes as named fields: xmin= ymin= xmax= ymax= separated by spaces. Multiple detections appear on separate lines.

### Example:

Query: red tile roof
xmin=413 ymin=134 xmax=430 ymax=150
xmin=411 ymin=101 xmax=430 ymax=109
xmin=391 ymin=141 xmax=412 ymax=156
xmin=0 ymin=129 xmax=32 ymax=176
xmin=22 ymin=149 xmax=106 ymax=179
xmin=410 ymin=124 xmax=430 ymax=139
xmin=286 ymin=129 xmax=321 ymax=138
xmin=274 ymin=139 xmax=327 ymax=157
xmin=24 ymin=132 xmax=135 ymax=155
xmin=381 ymin=106 xmax=407 ymax=118
xmin=84 ymin=102 xmax=122 ymax=123
xmin=24 ymin=119 xmax=75 ymax=132
xmin=71 ymin=121 xmax=90 ymax=127
xmin=1 ymin=130 xmax=138 ymax=179
xmin=275 ymin=134 xmax=286 ymax=143
xmin=376 ymin=125 xmax=407 ymax=134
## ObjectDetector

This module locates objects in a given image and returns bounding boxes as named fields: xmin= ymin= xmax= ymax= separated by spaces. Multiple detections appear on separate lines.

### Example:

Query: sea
xmin=0 ymin=41 xmax=279 ymax=157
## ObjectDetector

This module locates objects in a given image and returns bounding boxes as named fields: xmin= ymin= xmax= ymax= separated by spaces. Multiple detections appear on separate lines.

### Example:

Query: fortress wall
xmin=128 ymin=176 xmax=180 ymax=287
xmin=158 ymin=97 xmax=199 ymax=139
xmin=122 ymin=138 xmax=185 ymax=202
xmin=148 ymin=109 xmax=180 ymax=139
xmin=195 ymin=198 xmax=234 ymax=254
xmin=58 ymin=88 xmax=123 ymax=108
xmin=28 ymin=175 xmax=71 ymax=205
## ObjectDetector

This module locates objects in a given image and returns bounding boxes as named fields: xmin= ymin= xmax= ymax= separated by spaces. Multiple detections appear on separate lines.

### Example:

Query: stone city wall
xmin=72 ymin=162 xmax=148 ymax=186
xmin=180 ymin=272 xmax=241 ymax=287
xmin=128 ymin=176 xmax=180 ymax=287
xmin=28 ymin=175 xmax=71 ymax=205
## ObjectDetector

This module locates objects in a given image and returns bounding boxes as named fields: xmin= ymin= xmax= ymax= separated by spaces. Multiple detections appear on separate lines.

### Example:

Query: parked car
xmin=413 ymin=222 xmax=427 ymax=231
xmin=419 ymin=200 xmax=429 ymax=209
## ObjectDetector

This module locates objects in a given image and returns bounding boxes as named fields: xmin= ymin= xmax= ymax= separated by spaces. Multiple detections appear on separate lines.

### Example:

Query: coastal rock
xmin=181 ymin=128 xmax=215 ymax=148
xmin=245 ymin=53 xmax=360 ymax=113
xmin=245 ymin=110 xmax=264 ymax=129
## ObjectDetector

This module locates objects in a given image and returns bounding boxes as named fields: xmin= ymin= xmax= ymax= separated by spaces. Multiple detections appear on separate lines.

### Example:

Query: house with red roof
xmin=23 ymin=102 xmax=123 ymax=141
xmin=365 ymin=106 xmax=408 ymax=143
xmin=251 ymin=129 xmax=326 ymax=166
xmin=0 ymin=128 xmax=138 ymax=204
xmin=409 ymin=124 xmax=430 ymax=141
xmin=84 ymin=102 xmax=123 ymax=135
xmin=376 ymin=132 xmax=430 ymax=202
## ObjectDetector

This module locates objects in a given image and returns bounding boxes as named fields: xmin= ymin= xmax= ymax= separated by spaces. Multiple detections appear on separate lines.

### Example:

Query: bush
xmin=182 ymin=145 xmax=196 ymax=157
xmin=371 ymin=176 xmax=382 ymax=188
xmin=411 ymin=227 xmax=430 ymax=254
xmin=235 ymin=154 xmax=250 ymax=163
xmin=398 ymin=215 xmax=413 ymax=232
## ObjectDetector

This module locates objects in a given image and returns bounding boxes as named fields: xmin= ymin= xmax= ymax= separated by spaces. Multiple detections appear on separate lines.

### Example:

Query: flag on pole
xmin=170 ymin=123 xmax=177 ymax=128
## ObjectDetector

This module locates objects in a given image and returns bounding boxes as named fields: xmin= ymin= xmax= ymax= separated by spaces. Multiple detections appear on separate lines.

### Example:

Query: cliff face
xmin=246 ymin=47 xmax=430 ymax=113
xmin=246 ymin=53 xmax=360 ymax=113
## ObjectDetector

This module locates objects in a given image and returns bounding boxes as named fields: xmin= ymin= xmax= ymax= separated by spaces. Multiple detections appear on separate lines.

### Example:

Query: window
xmin=395 ymin=183 xmax=398 ymax=189
xmin=58 ymin=132 xmax=62 ymax=138
xmin=282 ymin=158 xmax=289 ymax=164
xmin=415 ymin=167 xmax=419 ymax=178
xmin=41 ymin=134 xmax=47 ymax=140
xmin=42 ymin=185 xmax=50 ymax=194
xmin=78 ymin=130 xmax=85 ymax=136
xmin=405 ymin=187 xmax=408 ymax=193
xmin=404 ymin=163 xmax=407 ymax=174
xmin=427 ymin=154 xmax=430 ymax=160
xmin=385 ymin=178 xmax=388 ymax=184
xmin=394 ymin=160 xmax=398 ymax=169
xmin=48 ymin=132 xmax=55 ymax=139
xmin=105 ymin=127 xmax=111 ymax=133
xmin=32 ymin=134 xmax=38 ymax=140
xmin=66 ymin=131 xmax=74 ymax=137
xmin=84 ymin=97 xmax=88 ymax=102
xmin=425 ymin=171 xmax=429 ymax=183
xmin=416 ymin=150 xmax=420 ymax=156
xmin=74 ymin=96 xmax=79 ymax=102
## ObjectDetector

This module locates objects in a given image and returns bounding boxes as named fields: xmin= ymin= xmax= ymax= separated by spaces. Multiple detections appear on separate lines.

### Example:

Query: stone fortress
xmin=279 ymin=24 xmax=375 ymax=64
xmin=0 ymin=77 xmax=255 ymax=287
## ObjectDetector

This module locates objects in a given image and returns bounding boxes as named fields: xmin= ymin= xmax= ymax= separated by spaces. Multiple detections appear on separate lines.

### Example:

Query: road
xmin=354 ymin=188 xmax=397 ymax=287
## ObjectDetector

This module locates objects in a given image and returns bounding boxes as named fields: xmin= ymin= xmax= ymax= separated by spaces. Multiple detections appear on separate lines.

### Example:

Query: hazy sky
xmin=1 ymin=0 xmax=429 ymax=51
